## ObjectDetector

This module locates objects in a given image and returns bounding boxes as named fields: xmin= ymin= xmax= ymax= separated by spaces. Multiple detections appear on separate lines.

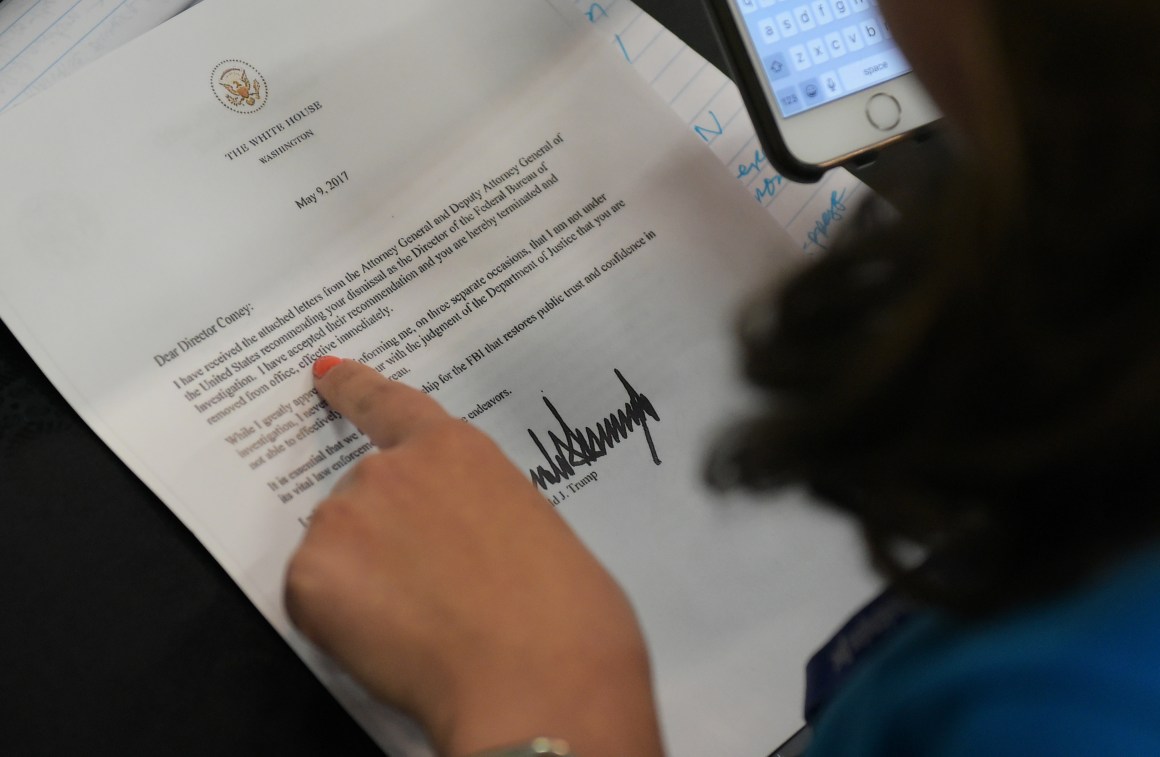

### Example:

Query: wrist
xmin=430 ymin=640 xmax=664 ymax=757
xmin=465 ymin=738 xmax=573 ymax=757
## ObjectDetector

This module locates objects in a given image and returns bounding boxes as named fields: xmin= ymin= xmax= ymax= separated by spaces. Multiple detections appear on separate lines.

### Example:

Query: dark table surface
xmin=0 ymin=3 xmax=809 ymax=755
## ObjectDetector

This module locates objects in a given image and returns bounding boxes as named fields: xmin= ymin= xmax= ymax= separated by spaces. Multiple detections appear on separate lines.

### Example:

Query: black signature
xmin=527 ymin=369 xmax=661 ymax=490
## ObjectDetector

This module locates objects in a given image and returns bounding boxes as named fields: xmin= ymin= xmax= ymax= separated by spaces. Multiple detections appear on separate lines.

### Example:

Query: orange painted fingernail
xmin=312 ymin=356 xmax=343 ymax=378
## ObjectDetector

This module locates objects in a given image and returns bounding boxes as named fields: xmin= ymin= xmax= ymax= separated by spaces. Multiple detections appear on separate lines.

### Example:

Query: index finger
xmin=311 ymin=356 xmax=451 ymax=448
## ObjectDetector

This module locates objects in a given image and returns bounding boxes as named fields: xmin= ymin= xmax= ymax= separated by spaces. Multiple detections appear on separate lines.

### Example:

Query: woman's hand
xmin=284 ymin=358 xmax=664 ymax=757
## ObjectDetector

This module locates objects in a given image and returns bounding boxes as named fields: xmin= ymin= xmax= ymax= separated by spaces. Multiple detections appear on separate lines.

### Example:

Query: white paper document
xmin=0 ymin=1 xmax=879 ymax=754
xmin=0 ymin=0 xmax=869 ymax=252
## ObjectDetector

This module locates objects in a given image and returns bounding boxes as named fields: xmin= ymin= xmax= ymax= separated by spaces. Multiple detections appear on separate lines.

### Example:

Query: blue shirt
xmin=807 ymin=548 xmax=1160 ymax=756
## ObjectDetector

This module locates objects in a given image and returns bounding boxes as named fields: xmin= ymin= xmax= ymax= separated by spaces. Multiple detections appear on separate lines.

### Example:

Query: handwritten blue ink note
xmin=802 ymin=189 xmax=849 ymax=252
xmin=737 ymin=148 xmax=765 ymax=179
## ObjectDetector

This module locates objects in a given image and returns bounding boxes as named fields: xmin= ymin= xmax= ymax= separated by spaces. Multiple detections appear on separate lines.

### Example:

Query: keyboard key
xmin=811 ymin=1 xmax=834 ymax=26
xmin=824 ymin=31 xmax=847 ymax=57
xmin=861 ymin=18 xmax=885 ymax=46
xmin=763 ymin=51 xmax=792 ymax=80
xmin=800 ymin=76 xmax=825 ymax=105
xmin=838 ymin=47 xmax=909 ymax=91
xmin=807 ymin=37 xmax=830 ymax=64
xmin=776 ymin=11 xmax=798 ymax=37
xmin=818 ymin=70 xmax=844 ymax=99
xmin=777 ymin=87 xmax=805 ymax=115
xmin=757 ymin=17 xmax=780 ymax=44
xmin=842 ymin=24 xmax=865 ymax=51
xmin=793 ymin=5 xmax=817 ymax=31
xmin=788 ymin=44 xmax=812 ymax=70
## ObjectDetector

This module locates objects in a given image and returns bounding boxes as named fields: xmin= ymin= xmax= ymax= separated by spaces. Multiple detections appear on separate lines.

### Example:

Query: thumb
xmin=311 ymin=356 xmax=451 ymax=449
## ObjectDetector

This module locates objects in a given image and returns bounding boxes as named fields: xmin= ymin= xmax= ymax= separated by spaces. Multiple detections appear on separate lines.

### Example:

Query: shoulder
xmin=807 ymin=548 xmax=1160 ymax=757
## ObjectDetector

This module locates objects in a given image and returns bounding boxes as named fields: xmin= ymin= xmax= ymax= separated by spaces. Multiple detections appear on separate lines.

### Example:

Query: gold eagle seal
xmin=211 ymin=60 xmax=268 ymax=113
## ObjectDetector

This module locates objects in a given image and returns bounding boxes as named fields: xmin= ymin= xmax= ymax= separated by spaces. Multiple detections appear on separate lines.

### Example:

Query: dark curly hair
xmin=709 ymin=0 xmax=1160 ymax=615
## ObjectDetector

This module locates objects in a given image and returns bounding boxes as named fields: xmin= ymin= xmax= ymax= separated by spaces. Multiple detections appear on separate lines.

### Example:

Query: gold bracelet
xmin=467 ymin=737 xmax=573 ymax=757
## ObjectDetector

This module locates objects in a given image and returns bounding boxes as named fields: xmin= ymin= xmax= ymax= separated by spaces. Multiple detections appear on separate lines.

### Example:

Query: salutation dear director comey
xmin=153 ymin=304 xmax=253 ymax=367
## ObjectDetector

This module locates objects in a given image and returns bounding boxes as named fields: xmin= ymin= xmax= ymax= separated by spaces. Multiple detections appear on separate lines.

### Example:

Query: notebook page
xmin=570 ymin=0 xmax=869 ymax=252
xmin=0 ymin=0 xmax=198 ymax=113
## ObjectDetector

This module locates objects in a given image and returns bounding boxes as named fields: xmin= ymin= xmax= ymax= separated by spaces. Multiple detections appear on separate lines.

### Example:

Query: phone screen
xmin=731 ymin=0 xmax=913 ymax=118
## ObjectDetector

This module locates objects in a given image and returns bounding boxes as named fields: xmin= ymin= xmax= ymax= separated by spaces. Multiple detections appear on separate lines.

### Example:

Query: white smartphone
xmin=707 ymin=0 xmax=941 ymax=182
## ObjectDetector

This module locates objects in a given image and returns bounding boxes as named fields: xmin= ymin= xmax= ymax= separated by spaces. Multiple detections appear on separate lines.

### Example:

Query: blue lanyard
xmin=804 ymin=589 xmax=914 ymax=722
xmin=770 ymin=589 xmax=914 ymax=757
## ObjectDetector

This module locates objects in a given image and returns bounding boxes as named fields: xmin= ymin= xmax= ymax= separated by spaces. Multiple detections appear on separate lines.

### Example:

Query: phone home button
xmin=865 ymin=93 xmax=902 ymax=131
